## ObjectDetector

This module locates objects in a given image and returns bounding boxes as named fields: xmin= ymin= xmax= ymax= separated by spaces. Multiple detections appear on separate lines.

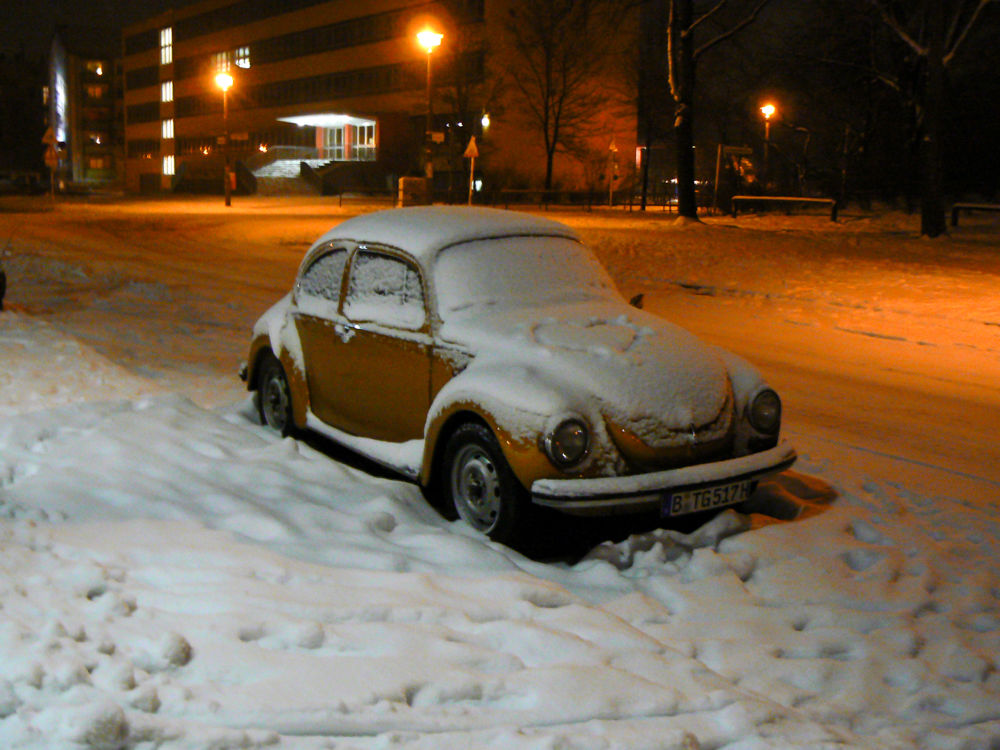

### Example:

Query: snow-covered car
xmin=241 ymin=206 xmax=795 ymax=542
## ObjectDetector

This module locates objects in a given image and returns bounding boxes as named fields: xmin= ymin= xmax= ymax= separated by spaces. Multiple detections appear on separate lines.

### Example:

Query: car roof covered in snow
xmin=307 ymin=206 xmax=581 ymax=265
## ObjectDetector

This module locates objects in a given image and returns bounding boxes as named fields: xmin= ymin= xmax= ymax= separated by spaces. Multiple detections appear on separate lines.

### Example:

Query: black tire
xmin=256 ymin=353 xmax=294 ymax=436
xmin=442 ymin=422 xmax=530 ymax=545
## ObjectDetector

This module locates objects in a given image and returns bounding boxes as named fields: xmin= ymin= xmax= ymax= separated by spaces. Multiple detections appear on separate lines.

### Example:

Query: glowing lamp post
xmin=215 ymin=72 xmax=234 ymax=206
xmin=760 ymin=103 xmax=775 ymax=191
xmin=417 ymin=29 xmax=443 ymax=180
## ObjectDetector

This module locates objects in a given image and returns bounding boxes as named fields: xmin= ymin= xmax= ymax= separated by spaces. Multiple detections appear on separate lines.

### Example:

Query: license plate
xmin=664 ymin=480 xmax=752 ymax=517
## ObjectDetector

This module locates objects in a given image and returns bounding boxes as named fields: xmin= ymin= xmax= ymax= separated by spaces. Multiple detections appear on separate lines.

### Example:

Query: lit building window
xmin=162 ymin=118 xmax=174 ymax=140
xmin=350 ymin=123 xmax=376 ymax=161
xmin=87 ymin=84 xmax=107 ymax=99
xmin=42 ymin=86 xmax=50 ymax=106
xmin=86 ymin=61 xmax=104 ymax=76
xmin=161 ymin=81 xmax=173 ymax=102
xmin=323 ymin=127 xmax=344 ymax=160
xmin=160 ymin=27 xmax=173 ymax=65
xmin=214 ymin=46 xmax=251 ymax=73
xmin=163 ymin=155 xmax=175 ymax=175
xmin=54 ymin=69 xmax=67 ymax=143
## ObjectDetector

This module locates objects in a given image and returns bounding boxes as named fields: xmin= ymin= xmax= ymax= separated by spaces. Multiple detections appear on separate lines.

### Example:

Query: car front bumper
xmin=530 ymin=441 xmax=796 ymax=515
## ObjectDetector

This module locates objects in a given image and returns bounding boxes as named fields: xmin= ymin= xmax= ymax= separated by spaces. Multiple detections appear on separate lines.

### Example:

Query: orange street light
xmin=760 ymin=103 xmax=776 ymax=191
xmin=215 ymin=72 xmax=234 ymax=206
xmin=417 ymin=29 xmax=443 ymax=180
xmin=417 ymin=29 xmax=443 ymax=53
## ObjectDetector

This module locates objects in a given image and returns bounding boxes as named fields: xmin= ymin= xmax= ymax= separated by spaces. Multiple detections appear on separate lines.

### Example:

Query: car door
xmin=292 ymin=244 xmax=352 ymax=428
xmin=316 ymin=247 xmax=432 ymax=442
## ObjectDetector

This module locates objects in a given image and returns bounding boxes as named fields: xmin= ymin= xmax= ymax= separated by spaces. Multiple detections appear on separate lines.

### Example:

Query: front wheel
xmin=256 ymin=353 xmax=294 ymax=436
xmin=442 ymin=423 xmax=530 ymax=545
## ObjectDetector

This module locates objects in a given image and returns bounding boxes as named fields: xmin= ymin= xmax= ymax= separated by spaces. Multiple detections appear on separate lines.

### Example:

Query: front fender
xmin=710 ymin=345 xmax=780 ymax=454
xmin=420 ymin=363 xmax=616 ymax=489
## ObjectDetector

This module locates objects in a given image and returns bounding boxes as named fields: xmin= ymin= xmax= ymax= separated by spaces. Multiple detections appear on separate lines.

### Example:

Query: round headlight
xmin=545 ymin=419 xmax=589 ymax=469
xmin=748 ymin=389 xmax=781 ymax=434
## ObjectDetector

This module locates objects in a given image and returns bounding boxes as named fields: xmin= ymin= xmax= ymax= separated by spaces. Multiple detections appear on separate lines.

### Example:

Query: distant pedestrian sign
xmin=463 ymin=136 xmax=479 ymax=159
xmin=464 ymin=137 xmax=478 ymax=206
xmin=44 ymin=146 xmax=58 ymax=169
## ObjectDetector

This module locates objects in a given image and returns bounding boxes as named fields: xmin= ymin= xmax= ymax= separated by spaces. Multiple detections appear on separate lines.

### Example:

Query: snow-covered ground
xmin=1 ymin=196 xmax=998 ymax=749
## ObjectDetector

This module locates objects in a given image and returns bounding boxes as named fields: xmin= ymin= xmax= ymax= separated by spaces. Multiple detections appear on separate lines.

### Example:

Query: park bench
xmin=950 ymin=202 xmax=1000 ymax=226
xmin=731 ymin=195 xmax=838 ymax=221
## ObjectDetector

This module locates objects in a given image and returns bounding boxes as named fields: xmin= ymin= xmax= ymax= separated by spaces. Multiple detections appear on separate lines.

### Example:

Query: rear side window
xmin=344 ymin=250 xmax=426 ymax=330
xmin=296 ymin=248 xmax=348 ymax=318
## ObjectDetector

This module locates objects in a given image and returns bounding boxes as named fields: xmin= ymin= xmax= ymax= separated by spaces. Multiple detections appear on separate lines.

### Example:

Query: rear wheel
xmin=442 ymin=422 xmax=530 ymax=544
xmin=256 ymin=353 xmax=294 ymax=436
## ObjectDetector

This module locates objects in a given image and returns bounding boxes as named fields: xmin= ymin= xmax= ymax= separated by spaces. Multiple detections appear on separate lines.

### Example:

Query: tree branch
xmin=944 ymin=0 xmax=993 ymax=66
xmin=866 ymin=0 xmax=927 ymax=57
xmin=667 ymin=0 xmax=679 ymax=100
xmin=693 ymin=0 xmax=772 ymax=59
xmin=687 ymin=0 xmax=727 ymax=37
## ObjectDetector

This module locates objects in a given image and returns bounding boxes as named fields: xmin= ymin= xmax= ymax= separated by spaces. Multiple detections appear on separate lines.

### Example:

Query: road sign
xmin=44 ymin=146 xmax=58 ymax=169
xmin=464 ymin=137 xmax=478 ymax=206
xmin=42 ymin=128 xmax=58 ymax=146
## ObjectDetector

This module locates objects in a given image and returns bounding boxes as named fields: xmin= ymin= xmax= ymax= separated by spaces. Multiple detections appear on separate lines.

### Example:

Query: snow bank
xmin=0 ymin=312 xmax=160 ymax=416
xmin=1 ymin=312 xmax=998 ymax=749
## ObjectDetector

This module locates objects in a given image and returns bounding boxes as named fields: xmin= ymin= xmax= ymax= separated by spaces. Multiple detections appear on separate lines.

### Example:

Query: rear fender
xmin=247 ymin=330 xmax=309 ymax=431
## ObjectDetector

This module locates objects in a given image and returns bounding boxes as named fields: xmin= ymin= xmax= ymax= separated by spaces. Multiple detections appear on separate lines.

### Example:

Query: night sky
xmin=1 ymin=0 xmax=186 ymax=57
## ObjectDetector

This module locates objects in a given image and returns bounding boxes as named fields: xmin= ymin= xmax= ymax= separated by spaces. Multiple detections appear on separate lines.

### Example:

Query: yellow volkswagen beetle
xmin=242 ymin=207 xmax=795 ymax=543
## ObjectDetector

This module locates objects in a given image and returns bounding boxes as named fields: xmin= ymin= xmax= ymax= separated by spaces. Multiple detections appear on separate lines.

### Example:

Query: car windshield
xmin=434 ymin=236 xmax=619 ymax=319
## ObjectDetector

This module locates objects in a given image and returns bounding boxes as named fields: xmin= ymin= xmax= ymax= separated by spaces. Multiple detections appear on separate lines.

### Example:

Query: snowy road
xmin=1 ymin=197 xmax=998 ymax=749
xmin=6 ymin=198 xmax=999 ymax=491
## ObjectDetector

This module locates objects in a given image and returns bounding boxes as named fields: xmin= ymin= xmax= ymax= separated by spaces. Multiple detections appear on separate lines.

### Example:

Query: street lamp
xmin=215 ymin=71 xmax=234 ymax=207
xmin=417 ymin=28 xmax=443 ymax=180
xmin=760 ymin=103 xmax=775 ymax=191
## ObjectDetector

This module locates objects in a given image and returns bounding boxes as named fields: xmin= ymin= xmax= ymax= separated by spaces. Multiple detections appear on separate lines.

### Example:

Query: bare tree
xmin=665 ymin=0 xmax=772 ymax=219
xmin=503 ymin=0 xmax=630 ymax=190
xmin=436 ymin=23 xmax=504 ymax=196
xmin=864 ymin=0 xmax=995 ymax=237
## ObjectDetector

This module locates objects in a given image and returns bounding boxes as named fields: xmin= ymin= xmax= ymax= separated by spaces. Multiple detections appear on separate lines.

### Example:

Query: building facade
xmin=49 ymin=27 xmax=123 ymax=187
xmin=122 ymin=0 xmax=638 ymax=197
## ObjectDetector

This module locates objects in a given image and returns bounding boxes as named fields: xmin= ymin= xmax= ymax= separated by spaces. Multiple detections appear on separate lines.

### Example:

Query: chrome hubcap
xmin=451 ymin=444 xmax=501 ymax=532
xmin=262 ymin=373 xmax=288 ymax=431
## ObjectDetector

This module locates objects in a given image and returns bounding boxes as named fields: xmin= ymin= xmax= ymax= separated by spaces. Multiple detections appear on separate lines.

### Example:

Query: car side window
xmin=296 ymin=248 xmax=348 ymax=319
xmin=298 ymin=248 xmax=348 ymax=302
xmin=343 ymin=250 xmax=426 ymax=330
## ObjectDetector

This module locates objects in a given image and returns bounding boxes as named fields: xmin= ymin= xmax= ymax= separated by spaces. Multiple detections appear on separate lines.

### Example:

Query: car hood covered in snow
xmin=438 ymin=300 xmax=734 ymax=449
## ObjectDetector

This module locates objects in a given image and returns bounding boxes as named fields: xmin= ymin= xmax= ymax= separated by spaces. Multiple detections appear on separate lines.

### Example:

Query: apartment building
xmin=49 ymin=27 xmax=122 ymax=186
xmin=122 ymin=0 xmax=637 ymax=196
